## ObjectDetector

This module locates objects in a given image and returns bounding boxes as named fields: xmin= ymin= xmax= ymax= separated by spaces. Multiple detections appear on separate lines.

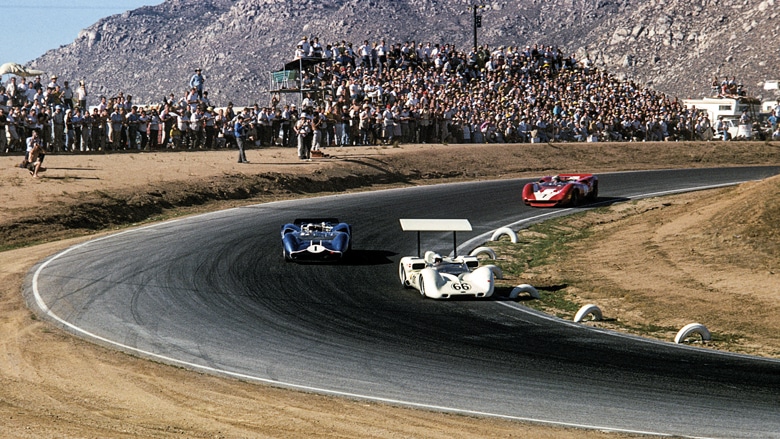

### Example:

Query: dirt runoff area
xmin=1 ymin=141 xmax=779 ymax=438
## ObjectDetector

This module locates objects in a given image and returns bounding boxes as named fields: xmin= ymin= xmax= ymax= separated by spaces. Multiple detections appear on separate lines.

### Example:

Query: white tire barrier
xmin=674 ymin=323 xmax=711 ymax=344
xmin=574 ymin=304 xmax=602 ymax=323
xmin=482 ymin=264 xmax=503 ymax=279
xmin=509 ymin=284 xmax=539 ymax=299
xmin=469 ymin=246 xmax=497 ymax=260
xmin=490 ymin=227 xmax=518 ymax=243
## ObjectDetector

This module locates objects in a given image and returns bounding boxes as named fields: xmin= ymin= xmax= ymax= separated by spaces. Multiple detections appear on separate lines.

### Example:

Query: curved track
xmin=26 ymin=167 xmax=780 ymax=438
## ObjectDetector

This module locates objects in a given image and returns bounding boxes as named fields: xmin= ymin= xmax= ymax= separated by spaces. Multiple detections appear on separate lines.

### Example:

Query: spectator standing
xmin=51 ymin=105 xmax=65 ymax=151
xmin=190 ymin=107 xmax=203 ymax=148
xmin=311 ymin=109 xmax=323 ymax=151
xmin=189 ymin=68 xmax=205 ymax=99
xmin=98 ymin=108 xmax=109 ymax=150
xmin=76 ymin=80 xmax=87 ymax=110
xmin=0 ymin=84 xmax=9 ymax=109
xmin=186 ymin=88 xmax=199 ymax=113
xmin=281 ymin=104 xmax=292 ymax=147
xmin=298 ymin=36 xmax=311 ymax=56
xmin=310 ymin=37 xmax=323 ymax=57
xmin=5 ymin=77 xmax=17 ymax=107
xmin=64 ymin=109 xmax=75 ymax=151
xmin=62 ymin=81 xmax=74 ymax=110
xmin=7 ymin=107 xmax=22 ymax=152
xmin=294 ymin=112 xmax=312 ymax=160
xmin=203 ymin=107 xmax=216 ymax=148
xmin=126 ymin=106 xmax=140 ymax=150
xmin=89 ymin=108 xmax=100 ymax=150
xmin=109 ymin=106 xmax=123 ymax=150
xmin=0 ymin=108 xmax=7 ymax=153
xmin=160 ymin=103 xmax=174 ymax=147
xmin=256 ymin=107 xmax=270 ymax=146
xmin=271 ymin=108 xmax=282 ymax=146
xmin=25 ymin=81 xmax=37 ymax=105
xmin=359 ymin=103 xmax=372 ymax=145
xmin=78 ymin=107 xmax=91 ymax=151
xmin=200 ymin=90 xmax=211 ymax=109
xmin=148 ymin=109 xmax=160 ymax=149
xmin=47 ymin=75 xmax=59 ymax=90
xmin=175 ymin=110 xmax=190 ymax=149
xmin=138 ymin=108 xmax=149 ymax=150
xmin=234 ymin=114 xmax=249 ymax=163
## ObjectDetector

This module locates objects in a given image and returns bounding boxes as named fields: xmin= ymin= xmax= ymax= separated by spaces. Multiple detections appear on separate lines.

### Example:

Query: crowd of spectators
xmin=284 ymin=37 xmax=740 ymax=146
xmin=0 ymin=72 xmax=230 ymax=153
xmin=3 ymin=36 xmax=780 ymax=156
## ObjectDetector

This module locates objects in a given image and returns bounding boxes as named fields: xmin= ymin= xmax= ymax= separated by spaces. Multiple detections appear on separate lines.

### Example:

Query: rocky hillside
xmin=27 ymin=0 xmax=780 ymax=106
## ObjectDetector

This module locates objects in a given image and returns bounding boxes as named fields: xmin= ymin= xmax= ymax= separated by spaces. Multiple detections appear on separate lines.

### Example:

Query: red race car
xmin=522 ymin=174 xmax=599 ymax=207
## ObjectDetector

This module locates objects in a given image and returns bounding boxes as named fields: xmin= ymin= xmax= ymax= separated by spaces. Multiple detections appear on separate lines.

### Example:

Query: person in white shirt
xmin=294 ymin=44 xmax=305 ymax=60
xmin=61 ymin=81 xmax=74 ymax=110
xmin=175 ymin=110 xmax=190 ymax=149
xmin=309 ymin=37 xmax=323 ymax=57
xmin=382 ymin=105 xmax=395 ymax=143
xmin=97 ymin=95 xmax=108 ymax=112
xmin=5 ymin=77 xmax=17 ymax=107
xmin=376 ymin=40 xmax=387 ymax=72
xmin=301 ymin=93 xmax=315 ymax=109
xmin=32 ymin=88 xmax=45 ymax=107
xmin=297 ymin=36 xmax=310 ymax=56
xmin=186 ymin=88 xmax=199 ymax=113
xmin=47 ymin=75 xmax=59 ymax=90
xmin=138 ymin=108 xmax=150 ymax=150
xmin=358 ymin=40 xmax=371 ymax=69
xmin=76 ymin=81 xmax=87 ymax=110
xmin=323 ymin=44 xmax=333 ymax=67
xmin=190 ymin=108 xmax=203 ymax=148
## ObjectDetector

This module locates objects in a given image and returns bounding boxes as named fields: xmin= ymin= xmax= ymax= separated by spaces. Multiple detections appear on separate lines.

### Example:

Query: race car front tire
xmin=399 ymin=262 xmax=410 ymax=288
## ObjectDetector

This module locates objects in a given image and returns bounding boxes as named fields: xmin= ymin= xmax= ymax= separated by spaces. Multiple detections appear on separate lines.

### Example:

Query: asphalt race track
xmin=26 ymin=167 xmax=780 ymax=438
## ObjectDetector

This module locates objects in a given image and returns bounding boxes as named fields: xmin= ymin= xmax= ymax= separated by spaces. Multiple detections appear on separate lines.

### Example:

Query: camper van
xmin=682 ymin=96 xmax=761 ymax=140
xmin=762 ymin=99 xmax=778 ymax=114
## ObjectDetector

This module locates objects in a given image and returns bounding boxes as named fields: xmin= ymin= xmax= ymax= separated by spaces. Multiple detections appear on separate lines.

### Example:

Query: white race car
xmin=399 ymin=251 xmax=495 ymax=299
xmin=397 ymin=218 xmax=496 ymax=299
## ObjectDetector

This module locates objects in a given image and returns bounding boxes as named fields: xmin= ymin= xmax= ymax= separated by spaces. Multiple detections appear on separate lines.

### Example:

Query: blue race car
xmin=281 ymin=218 xmax=352 ymax=262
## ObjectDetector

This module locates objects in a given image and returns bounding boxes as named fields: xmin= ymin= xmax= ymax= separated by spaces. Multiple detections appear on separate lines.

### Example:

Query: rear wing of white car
xmin=399 ymin=219 xmax=472 ymax=257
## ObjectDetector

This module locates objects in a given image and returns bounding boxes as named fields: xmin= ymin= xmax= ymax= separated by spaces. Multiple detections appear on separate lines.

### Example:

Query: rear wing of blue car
xmin=399 ymin=219 xmax=472 ymax=258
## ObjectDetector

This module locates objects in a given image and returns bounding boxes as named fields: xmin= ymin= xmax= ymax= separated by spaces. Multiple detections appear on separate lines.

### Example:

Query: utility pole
xmin=470 ymin=3 xmax=484 ymax=51
xmin=469 ymin=4 xmax=485 ymax=51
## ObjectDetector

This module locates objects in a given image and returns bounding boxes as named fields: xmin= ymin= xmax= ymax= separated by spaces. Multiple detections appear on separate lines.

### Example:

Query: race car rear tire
xmin=283 ymin=249 xmax=291 ymax=262
xmin=570 ymin=190 xmax=580 ymax=207
xmin=588 ymin=182 xmax=599 ymax=202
